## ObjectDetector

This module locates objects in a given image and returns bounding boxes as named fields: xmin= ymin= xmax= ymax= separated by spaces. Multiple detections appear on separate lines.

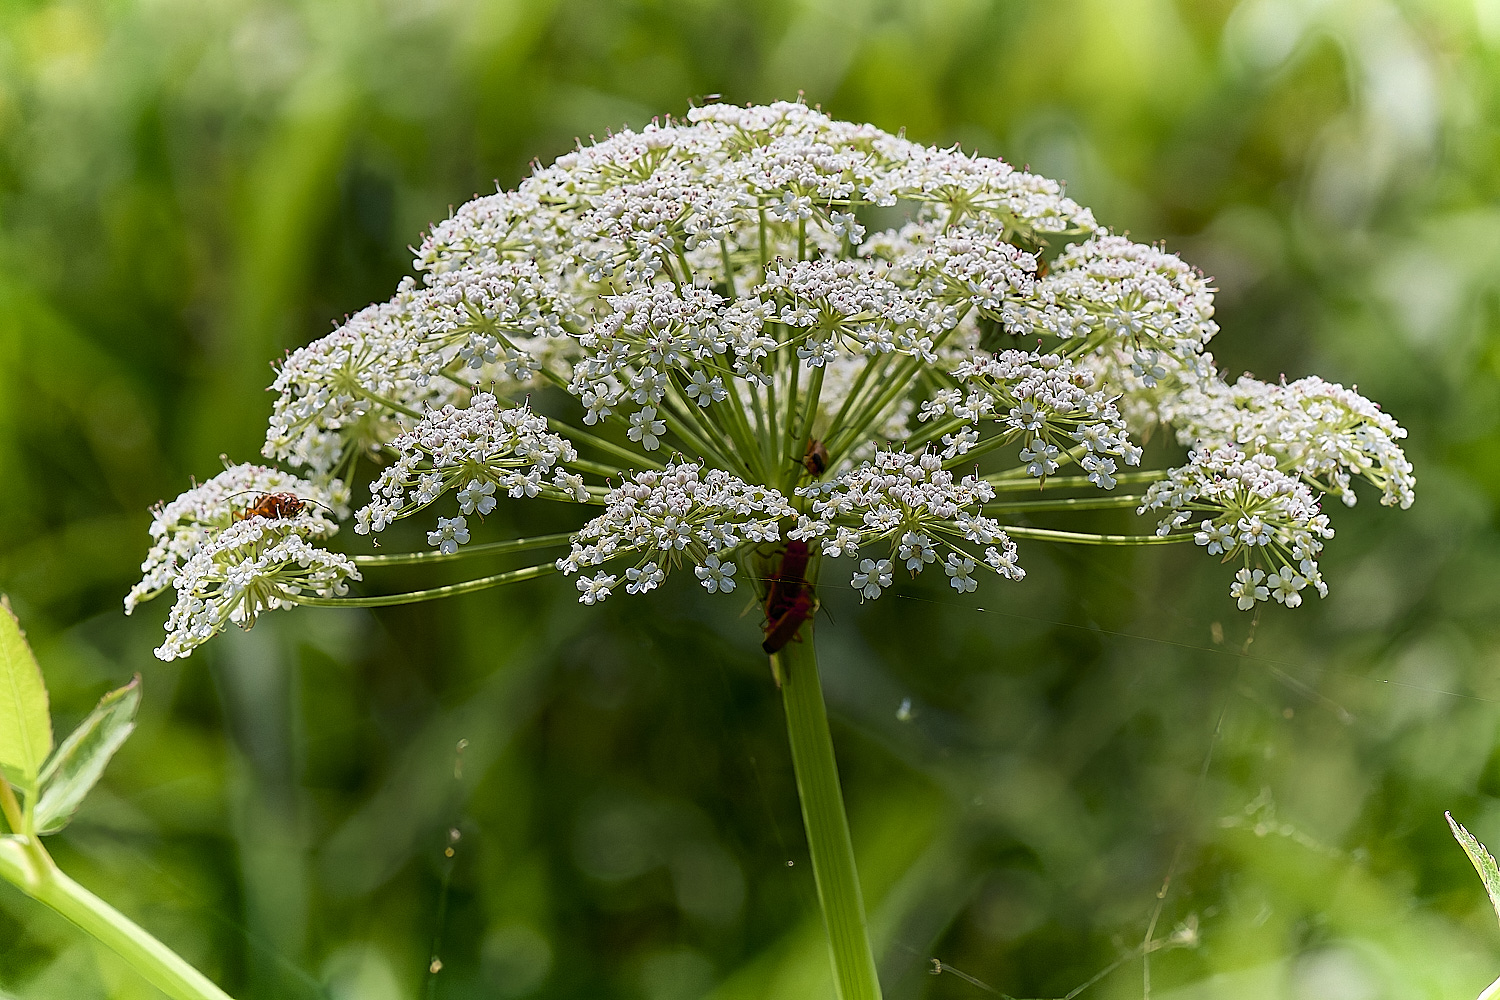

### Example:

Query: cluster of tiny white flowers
xmin=1002 ymin=236 xmax=1218 ymax=383
xmin=749 ymin=258 xmax=947 ymax=367
xmin=556 ymin=462 xmax=795 ymax=603
xmin=1140 ymin=448 xmax=1333 ymax=609
xmin=414 ymin=189 xmax=559 ymax=275
xmin=416 ymin=259 xmax=579 ymax=380
xmin=154 ymin=518 xmax=360 ymax=660
xmin=879 ymin=141 xmax=1098 ymax=239
xmin=254 ymin=101 xmax=1112 ymax=485
xmin=358 ymin=393 xmax=583 ymax=539
xmin=264 ymin=262 xmax=582 ymax=484
xmin=126 ymin=463 xmax=346 ymax=616
xmin=1084 ymin=345 xmax=1218 ymax=436
xmin=570 ymin=168 xmax=749 ymax=282
xmin=262 ymin=285 xmax=451 ymax=478
xmin=688 ymin=103 xmax=892 ymax=204
xmin=570 ymin=283 xmax=742 ymax=427
xmin=931 ymin=351 xmax=1141 ymax=481
xmin=133 ymin=101 xmax=1416 ymax=656
xmin=1168 ymin=375 xmax=1415 ymax=509
xmin=915 ymin=224 xmax=1040 ymax=317
xmin=793 ymin=450 xmax=1022 ymax=599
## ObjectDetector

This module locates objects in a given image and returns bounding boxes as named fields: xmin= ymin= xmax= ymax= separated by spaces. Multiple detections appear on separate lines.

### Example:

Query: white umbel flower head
xmin=133 ymin=101 xmax=1415 ymax=658
xmin=358 ymin=393 xmax=581 ymax=533
xmin=1140 ymin=448 xmax=1334 ymax=608
xmin=1167 ymin=375 xmax=1415 ymax=509
xmin=793 ymin=450 xmax=1022 ymax=596
xmin=557 ymin=463 xmax=794 ymax=602
xmin=154 ymin=518 xmax=360 ymax=660
xmin=127 ymin=463 xmax=347 ymax=617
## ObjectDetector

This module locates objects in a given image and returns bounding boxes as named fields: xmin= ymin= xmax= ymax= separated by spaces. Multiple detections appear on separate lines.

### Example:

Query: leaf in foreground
xmin=35 ymin=676 xmax=142 ymax=835
xmin=1449 ymin=811 xmax=1500 ymax=928
xmin=0 ymin=595 xmax=52 ymax=795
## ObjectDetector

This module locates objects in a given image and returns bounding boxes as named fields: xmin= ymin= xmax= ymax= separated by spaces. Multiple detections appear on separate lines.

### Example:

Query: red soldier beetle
xmin=762 ymin=540 xmax=816 ymax=655
xmin=236 ymin=492 xmax=307 ymax=521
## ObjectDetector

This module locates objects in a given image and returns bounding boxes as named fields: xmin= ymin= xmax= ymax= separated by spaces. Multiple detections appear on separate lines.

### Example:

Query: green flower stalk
xmin=126 ymin=101 xmax=1415 ymax=999
xmin=1 ymin=599 xmax=234 ymax=1000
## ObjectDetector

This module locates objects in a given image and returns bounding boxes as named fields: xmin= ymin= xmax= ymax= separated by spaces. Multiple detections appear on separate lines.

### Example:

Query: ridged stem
xmin=773 ymin=629 xmax=882 ymax=1000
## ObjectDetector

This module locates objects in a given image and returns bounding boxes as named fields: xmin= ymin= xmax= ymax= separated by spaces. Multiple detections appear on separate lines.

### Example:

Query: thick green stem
xmin=0 ymin=838 xmax=235 ymax=1000
xmin=773 ymin=631 xmax=882 ymax=1000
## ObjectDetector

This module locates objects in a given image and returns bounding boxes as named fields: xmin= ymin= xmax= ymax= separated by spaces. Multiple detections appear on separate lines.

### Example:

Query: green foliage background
xmin=2 ymin=1 xmax=1499 ymax=997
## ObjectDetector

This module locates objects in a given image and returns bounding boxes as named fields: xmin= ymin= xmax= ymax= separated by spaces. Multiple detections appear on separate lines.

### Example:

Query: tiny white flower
xmin=628 ymin=407 xmax=667 ymax=451
xmin=694 ymin=554 xmax=737 ymax=593
xmin=655 ymin=515 xmax=692 ymax=550
xmin=1230 ymin=567 xmax=1268 ymax=610
xmin=625 ymin=562 xmax=665 ymax=594
xmin=427 ymin=516 xmax=470 ymax=555
xmin=583 ymin=249 xmax=615 ymax=282
xmin=983 ymin=543 xmax=1025 ymax=580
xmin=576 ymin=572 xmax=617 ymax=604
xmin=1237 ymin=516 xmax=1271 ymax=546
xmin=554 ymin=470 xmax=589 ymax=502
xmin=1081 ymin=453 xmax=1117 ymax=490
xmin=897 ymin=530 xmax=937 ymax=571
xmin=955 ymin=512 xmax=996 ymax=544
xmin=1131 ymin=348 xmax=1167 ymax=386
xmin=1267 ymin=569 xmax=1306 ymax=607
xmin=941 ymin=426 xmax=979 ymax=458
xmin=457 ymin=479 xmax=497 ymax=516
xmin=416 ymin=472 xmax=446 ymax=505
xmin=821 ymin=526 xmax=863 ymax=558
xmin=623 ymin=255 xmax=660 ymax=285
xmin=829 ymin=211 xmax=865 ymax=244
xmin=1019 ymin=438 xmax=1060 ymax=478
xmin=458 ymin=332 xmax=500 ymax=369
xmin=851 ymin=558 xmax=893 ymax=601
xmin=944 ymin=553 xmax=978 ymax=593
xmin=684 ymin=370 xmax=726 ymax=407
xmin=1010 ymin=399 xmax=1045 ymax=432
xmin=1195 ymin=520 xmax=1235 ymax=555
xmin=770 ymin=190 xmax=813 ymax=221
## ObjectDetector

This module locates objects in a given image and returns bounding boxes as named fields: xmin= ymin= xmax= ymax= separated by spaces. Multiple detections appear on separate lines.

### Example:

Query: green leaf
xmin=35 ymin=676 xmax=142 ymax=835
xmin=1448 ymin=811 xmax=1500 ymax=929
xmin=0 ymin=595 xmax=52 ymax=795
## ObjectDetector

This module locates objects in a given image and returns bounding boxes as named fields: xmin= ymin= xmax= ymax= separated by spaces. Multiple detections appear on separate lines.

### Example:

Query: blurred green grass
xmin=3 ymin=0 xmax=1500 ymax=997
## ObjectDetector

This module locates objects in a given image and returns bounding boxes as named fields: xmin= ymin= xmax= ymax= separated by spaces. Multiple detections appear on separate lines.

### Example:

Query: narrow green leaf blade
xmin=0 ymin=595 xmax=52 ymax=793
xmin=1448 ymin=811 xmax=1500 ymax=929
xmin=35 ymin=675 xmax=142 ymax=835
